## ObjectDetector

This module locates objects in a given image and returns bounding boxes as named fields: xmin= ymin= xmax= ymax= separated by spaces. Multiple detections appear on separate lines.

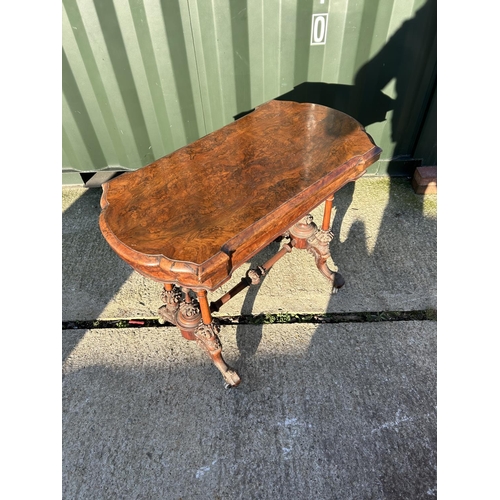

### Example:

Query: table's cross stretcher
xmin=99 ymin=100 xmax=382 ymax=387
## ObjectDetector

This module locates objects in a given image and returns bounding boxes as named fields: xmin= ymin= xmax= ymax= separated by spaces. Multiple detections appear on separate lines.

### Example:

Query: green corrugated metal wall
xmin=62 ymin=0 xmax=436 ymax=183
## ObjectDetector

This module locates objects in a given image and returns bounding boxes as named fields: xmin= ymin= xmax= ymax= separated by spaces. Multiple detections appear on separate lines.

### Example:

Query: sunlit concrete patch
xmin=62 ymin=186 xmax=90 ymax=214
xmin=96 ymin=272 xmax=162 ymax=320
xmin=338 ymin=176 xmax=391 ymax=255
xmin=422 ymin=193 xmax=437 ymax=218
xmin=62 ymin=326 xmax=200 ymax=375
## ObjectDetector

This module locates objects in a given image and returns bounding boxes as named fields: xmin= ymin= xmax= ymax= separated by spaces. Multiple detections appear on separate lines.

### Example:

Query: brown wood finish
xmin=99 ymin=99 xmax=382 ymax=387
xmin=100 ymin=100 xmax=380 ymax=291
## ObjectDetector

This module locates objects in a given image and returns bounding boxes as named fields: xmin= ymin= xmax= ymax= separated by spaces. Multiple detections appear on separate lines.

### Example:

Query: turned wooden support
xmin=322 ymin=195 xmax=334 ymax=231
xmin=196 ymin=290 xmax=213 ymax=325
xmin=210 ymin=280 xmax=249 ymax=313
xmin=289 ymin=215 xmax=317 ymax=248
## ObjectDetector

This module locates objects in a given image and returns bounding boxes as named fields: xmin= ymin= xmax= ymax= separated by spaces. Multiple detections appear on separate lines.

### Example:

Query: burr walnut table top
xmin=99 ymin=100 xmax=381 ymax=291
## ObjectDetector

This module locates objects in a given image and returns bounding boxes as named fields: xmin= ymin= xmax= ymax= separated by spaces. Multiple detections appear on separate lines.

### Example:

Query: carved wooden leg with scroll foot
xmin=306 ymin=228 xmax=345 ymax=293
xmin=289 ymin=213 xmax=345 ymax=293
xmin=320 ymin=194 xmax=345 ymax=292
xmin=195 ymin=290 xmax=241 ymax=388
xmin=159 ymin=286 xmax=240 ymax=386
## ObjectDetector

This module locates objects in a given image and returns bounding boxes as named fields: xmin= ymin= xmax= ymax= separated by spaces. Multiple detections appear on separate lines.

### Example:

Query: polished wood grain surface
xmin=100 ymin=100 xmax=381 ymax=290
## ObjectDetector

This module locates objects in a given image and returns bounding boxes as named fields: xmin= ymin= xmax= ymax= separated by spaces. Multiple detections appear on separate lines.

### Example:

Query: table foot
xmin=331 ymin=271 xmax=345 ymax=293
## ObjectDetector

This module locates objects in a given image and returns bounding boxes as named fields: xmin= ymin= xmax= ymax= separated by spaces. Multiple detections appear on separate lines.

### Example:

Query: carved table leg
xmin=175 ymin=290 xmax=203 ymax=341
xmin=289 ymin=214 xmax=345 ymax=293
xmin=306 ymin=228 xmax=345 ymax=292
xmin=194 ymin=290 xmax=241 ymax=388
xmin=159 ymin=285 xmax=200 ymax=339
xmin=158 ymin=283 xmax=182 ymax=325
xmin=158 ymin=285 xmax=240 ymax=386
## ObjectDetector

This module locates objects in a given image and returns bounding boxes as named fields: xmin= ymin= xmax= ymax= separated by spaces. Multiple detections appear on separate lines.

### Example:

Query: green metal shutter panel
xmin=62 ymin=0 xmax=205 ymax=174
xmin=62 ymin=0 xmax=436 ymax=179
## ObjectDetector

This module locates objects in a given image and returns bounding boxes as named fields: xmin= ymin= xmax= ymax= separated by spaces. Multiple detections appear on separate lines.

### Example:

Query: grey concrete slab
xmin=63 ymin=321 xmax=436 ymax=499
xmin=62 ymin=177 xmax=436 ymax=321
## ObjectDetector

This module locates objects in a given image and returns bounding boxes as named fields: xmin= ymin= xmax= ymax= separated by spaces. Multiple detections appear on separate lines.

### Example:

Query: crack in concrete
xmin=62 ymin=309 xmax=437 ymax=330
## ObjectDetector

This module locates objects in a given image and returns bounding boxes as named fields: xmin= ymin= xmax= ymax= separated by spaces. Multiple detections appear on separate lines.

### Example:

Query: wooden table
xmin=99 ymin=100 xmax=381 ymax=387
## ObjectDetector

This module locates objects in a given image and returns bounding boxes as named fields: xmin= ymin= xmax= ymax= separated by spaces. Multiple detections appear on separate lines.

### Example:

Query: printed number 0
xmin=311 ymin=14 xmax=328 ymax=45
xmin=313 ymin=16 xmax=326 ymax=43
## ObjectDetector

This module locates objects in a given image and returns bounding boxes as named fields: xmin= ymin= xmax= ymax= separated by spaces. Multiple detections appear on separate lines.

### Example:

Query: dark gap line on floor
xmin=62 ymin=309 xmax=437 ymax=330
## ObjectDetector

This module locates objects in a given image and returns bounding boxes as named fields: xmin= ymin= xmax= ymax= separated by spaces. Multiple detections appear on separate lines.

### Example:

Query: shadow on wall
xmin=236 ymin=0 xmax=436 ymax=177
xmin=234 ymin=81 xmax=395 ymax=153
xmin=276 ymin=82 xmax=395 ymax=131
